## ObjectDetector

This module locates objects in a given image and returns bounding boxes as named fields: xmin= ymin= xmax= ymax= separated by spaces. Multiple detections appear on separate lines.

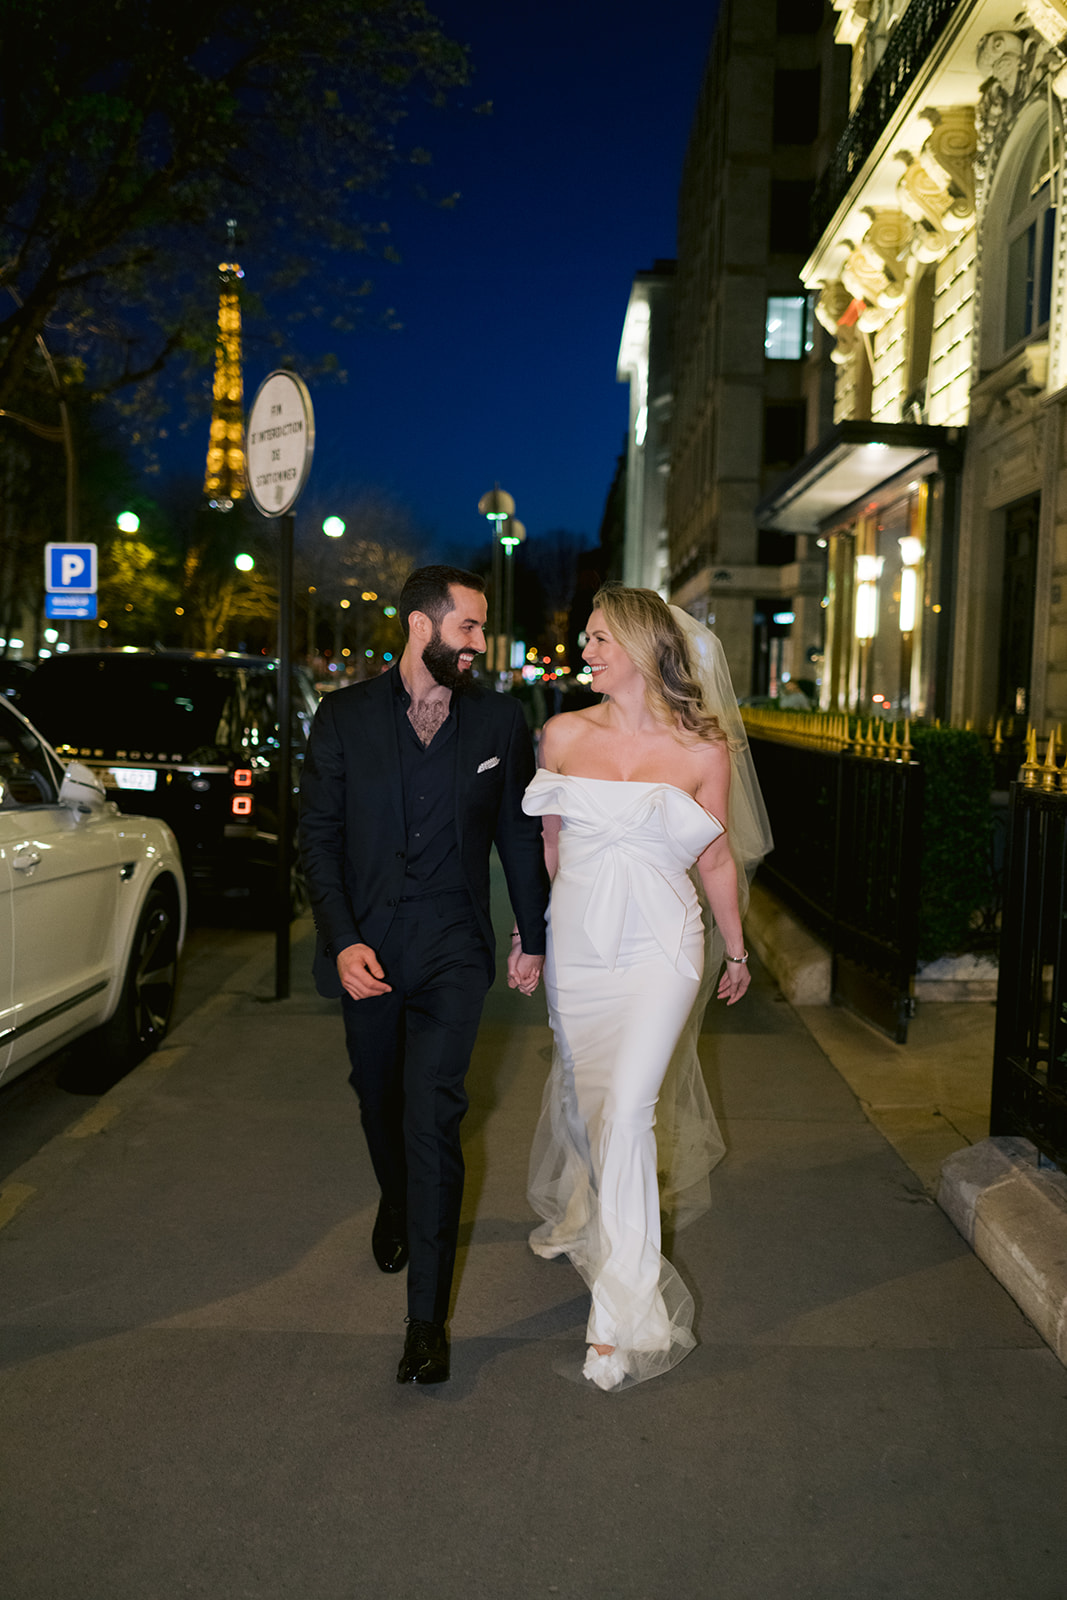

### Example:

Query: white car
xmin=0 ymin=696 xmax=187 ymax=1089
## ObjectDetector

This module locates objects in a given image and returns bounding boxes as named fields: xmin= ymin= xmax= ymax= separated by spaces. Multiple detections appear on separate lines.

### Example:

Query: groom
xmin=299 ymin=565 xmax=549 ymax=1385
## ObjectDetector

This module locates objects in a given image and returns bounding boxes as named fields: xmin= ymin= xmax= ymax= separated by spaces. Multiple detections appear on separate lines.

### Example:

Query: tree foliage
xmin=0 ymin=0 xmax=470 ymax=411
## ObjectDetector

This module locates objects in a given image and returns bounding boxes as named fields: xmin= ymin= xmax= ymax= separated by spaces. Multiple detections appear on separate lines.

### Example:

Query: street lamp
xmin=323 ymin=516 xmax=345 ymax=539
xmin=235 ymin=552 xmax=255 ymax=572
xmin=478 ymin=486 xmax=515 ymax=675
xmin=116 ymin=511 xmax=140 ymax=534
xmin=499 ymin=518 xmax=526 ymax=673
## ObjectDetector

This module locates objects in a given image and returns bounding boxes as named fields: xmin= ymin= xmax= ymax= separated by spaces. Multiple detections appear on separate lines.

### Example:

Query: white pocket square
xmin=476 ymin=756 xmax=500 ymax=774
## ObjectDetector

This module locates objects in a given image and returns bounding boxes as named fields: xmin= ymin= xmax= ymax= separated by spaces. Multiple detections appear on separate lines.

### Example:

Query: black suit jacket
xmin=298 ymin=671 xmax=550 ymax=999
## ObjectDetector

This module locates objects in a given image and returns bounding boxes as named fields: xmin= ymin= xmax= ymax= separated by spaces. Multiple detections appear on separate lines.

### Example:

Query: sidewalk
xmin=2 ymin=887 xmax=1067 ymax=1600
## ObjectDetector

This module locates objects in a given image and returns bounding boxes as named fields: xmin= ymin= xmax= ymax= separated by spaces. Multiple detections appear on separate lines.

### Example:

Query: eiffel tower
xmin=202 ymin=222 xmax=247 ymax=511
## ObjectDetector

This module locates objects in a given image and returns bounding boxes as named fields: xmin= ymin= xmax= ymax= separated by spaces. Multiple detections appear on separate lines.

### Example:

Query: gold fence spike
xmin=993 ymin=717 xmax=1003 ymax=753
xmin=901 ymin=717 xmax=912 ymax=759
xmin=1020 ymin=725 xmax=1040 ymax=787
xmin=1041 ymin=728 xmax=1059 ymax=791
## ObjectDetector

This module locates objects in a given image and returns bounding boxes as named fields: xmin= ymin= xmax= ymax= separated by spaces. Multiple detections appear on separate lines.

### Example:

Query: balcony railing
xmin=811 ymin=0 xmax=962 ymax=243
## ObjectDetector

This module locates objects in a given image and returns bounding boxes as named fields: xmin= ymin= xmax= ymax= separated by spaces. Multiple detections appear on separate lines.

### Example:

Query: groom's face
xmin=423 ymin=585 xmax=488 ymax=691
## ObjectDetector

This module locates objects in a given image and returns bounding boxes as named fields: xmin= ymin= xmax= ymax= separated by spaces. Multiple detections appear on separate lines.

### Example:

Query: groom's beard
xmin=423 ymin=625 xmax=480 ymax=693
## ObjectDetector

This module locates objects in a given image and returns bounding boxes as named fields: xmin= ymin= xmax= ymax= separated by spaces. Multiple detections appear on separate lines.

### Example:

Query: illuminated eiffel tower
xmin=202 ymin=223 xmax=247 ymax=511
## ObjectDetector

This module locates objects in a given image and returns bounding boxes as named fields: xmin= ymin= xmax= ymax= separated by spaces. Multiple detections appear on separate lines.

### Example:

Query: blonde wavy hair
xmin=591 ymin=585 xmax=724 ymax=742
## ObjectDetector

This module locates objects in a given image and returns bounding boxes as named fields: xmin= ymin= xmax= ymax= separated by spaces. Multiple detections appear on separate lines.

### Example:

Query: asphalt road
xmin=0 ymin=910 xmax=274 ymax=1181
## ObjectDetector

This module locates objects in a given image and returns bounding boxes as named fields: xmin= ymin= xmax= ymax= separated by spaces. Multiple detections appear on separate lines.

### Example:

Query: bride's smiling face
xmin=582 ymin=610 xmax=641 ymax=695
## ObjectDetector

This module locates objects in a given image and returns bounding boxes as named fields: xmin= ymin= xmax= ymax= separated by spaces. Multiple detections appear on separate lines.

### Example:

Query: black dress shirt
xmin=392 ymin=668 xmax=466 ymax=898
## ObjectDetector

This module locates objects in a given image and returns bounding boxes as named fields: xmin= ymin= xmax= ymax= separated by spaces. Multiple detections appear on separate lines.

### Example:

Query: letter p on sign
xmin=45 ymin=543 xmax=97 ymax=593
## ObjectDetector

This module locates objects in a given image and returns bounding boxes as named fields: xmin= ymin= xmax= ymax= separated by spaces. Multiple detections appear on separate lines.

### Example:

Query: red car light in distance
xmin=233 ymin=768 xmax=253 ymax=787
xmin=232 ymin=795 xmax=253 ymax=817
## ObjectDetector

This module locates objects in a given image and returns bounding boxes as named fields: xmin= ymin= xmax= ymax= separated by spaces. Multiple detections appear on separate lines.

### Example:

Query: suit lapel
xmin=366 ymin=670 xmax=404 ymax=831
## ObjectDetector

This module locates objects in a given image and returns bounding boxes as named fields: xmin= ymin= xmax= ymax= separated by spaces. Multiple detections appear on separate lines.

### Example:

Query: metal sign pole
xmin=275 ymin=510 xmax=294 ymax=1000
xmin=245 ymin=369 xmax=315 ymax=1005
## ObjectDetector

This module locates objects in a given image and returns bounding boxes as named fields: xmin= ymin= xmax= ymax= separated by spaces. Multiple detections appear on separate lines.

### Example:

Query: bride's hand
xmin=717 ymin=959 xmax=751 ymax=1005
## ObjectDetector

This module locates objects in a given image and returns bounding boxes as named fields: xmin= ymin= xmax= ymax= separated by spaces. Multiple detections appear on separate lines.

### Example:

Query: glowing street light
xmin=235 ymin=552 xmax=255 ymax=572
xmin=323 ymin=516 xmax=345 ymax=539
xmin=116 ymin=511 xmax=140 ymax=534
xmin=478 ymin=486 xmax=516 ymax=675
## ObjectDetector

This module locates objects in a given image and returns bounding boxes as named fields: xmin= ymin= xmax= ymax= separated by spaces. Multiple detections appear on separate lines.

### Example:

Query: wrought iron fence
xmin=810 ymin=0 xmax=961 ymax=241
xmin=747 ymin=720 xmax=923 ymax=1042
xmin=991 ymin=784 xmax=1067 ymax=1170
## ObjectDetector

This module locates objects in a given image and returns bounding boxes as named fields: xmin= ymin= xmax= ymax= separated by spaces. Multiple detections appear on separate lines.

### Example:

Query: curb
xmin=745 ymin=881 xmax=831 ymax=1005
xmin=938 ymin=1135 xmax=1067 ymax=1365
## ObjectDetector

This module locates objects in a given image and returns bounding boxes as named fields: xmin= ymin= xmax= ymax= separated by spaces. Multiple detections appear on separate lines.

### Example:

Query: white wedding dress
xmin=522 ymin=769 xmax=729 ymax=1389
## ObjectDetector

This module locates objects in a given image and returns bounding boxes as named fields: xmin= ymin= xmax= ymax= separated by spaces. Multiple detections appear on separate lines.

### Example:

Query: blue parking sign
xmin=46 ymin=542 xmax=97 ymax=593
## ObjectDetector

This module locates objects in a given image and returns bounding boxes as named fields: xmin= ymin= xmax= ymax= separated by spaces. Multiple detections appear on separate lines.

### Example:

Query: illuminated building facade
xmin=617 ymin=261 xmax=675 ymax=594
xmin=202 ymin=259 xmax=247 ymax=511
xmin=760 ymin=0 xmax=1067 ymax=729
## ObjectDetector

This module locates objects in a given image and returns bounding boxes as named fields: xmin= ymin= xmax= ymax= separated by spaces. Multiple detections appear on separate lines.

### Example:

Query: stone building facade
xmin=664 ymin=0 xmax=848 ymax=696
xmin=761 ymin=0 xmax=1067 ymax=729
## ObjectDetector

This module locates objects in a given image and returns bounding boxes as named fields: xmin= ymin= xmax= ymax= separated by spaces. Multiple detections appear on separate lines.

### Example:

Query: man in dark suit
xmin=299 ymin=565 xmax=550 ymax=1385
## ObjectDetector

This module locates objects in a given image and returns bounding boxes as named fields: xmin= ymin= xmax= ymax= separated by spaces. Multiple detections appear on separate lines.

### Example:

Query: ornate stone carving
xmin=897 ymin=155 xmax=955 ymax=260
xmin=1021 ymin=0 xmax=1067 ymax=48
xmin=816 ymin=280 xmax=864 ymax=364
xmin=920 ymin=107 xmax=977 ymax=220
xmin=985 ymin=422 xmax=1043 ymax=505
xmin=844 ymin=206 xmax=915 ymax=305
xmin=971 ymin=342 xmax=1050 ymax=427
xmin=832 ymin=0 xmax=870 ymax=47
xmin=974 ymin=27 xmax=1066 ymax=208
xmin=977 ymin=29 xmax=1027 ymax=95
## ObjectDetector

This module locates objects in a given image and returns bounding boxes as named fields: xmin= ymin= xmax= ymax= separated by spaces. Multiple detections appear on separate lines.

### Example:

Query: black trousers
xmin=341 ymin=890 xmax=491 ymax=1324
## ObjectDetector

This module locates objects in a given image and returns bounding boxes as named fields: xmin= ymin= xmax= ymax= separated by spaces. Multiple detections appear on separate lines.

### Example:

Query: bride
xmin=521 ymin=585 xmax=771 ymax=1390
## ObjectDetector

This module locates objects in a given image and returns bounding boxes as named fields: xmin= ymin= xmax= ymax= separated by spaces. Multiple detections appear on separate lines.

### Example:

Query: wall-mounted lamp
xmin=854 ymin=554 xmax=883 ymax=641
xmin=898 ymin=537 xmax=923 ymax=633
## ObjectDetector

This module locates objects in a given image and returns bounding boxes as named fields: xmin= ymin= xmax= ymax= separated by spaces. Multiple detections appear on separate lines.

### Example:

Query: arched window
xmin=1004 ymin=130 xmax=1058 ymax=351
xmin=981 ymin=109 xmax=1062 ymax=369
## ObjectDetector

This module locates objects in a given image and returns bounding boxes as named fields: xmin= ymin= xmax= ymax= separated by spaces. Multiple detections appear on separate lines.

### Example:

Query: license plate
xmin=112 ymin=767 xmax=158 ymax=792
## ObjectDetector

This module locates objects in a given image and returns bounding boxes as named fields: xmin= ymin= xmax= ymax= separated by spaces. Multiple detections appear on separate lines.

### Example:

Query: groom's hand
xmin=337 ymin=942 xmax=392 ymax=1000
xmin=508 ymin=945 xmax=544 ymax=996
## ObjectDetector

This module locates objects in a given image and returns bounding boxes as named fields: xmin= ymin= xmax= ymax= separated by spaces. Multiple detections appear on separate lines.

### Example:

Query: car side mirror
xmin=59 ymin=761 xmax=107 ymax=814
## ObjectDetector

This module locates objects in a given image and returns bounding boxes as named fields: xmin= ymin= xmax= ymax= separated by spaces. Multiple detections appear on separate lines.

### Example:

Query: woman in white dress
xmin=521 ymin=586 xmax=771 ymax=1390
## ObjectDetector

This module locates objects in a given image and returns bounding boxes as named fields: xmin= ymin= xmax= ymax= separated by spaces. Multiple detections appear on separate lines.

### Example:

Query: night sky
xmin=175 ymin=2 xmax=719 ymax=556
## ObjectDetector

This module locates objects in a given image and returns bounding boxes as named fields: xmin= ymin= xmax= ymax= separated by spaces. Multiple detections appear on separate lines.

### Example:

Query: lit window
xmin=764 ymin=296 xmax=811 ymax=360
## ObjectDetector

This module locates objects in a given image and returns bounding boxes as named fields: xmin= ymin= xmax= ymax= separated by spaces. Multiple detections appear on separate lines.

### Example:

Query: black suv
xmin=21 ymin=650 xmax=319 ymax=909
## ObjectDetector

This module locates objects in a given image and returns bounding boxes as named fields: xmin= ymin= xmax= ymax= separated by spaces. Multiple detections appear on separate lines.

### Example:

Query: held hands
xmin=507 ymin=931 xmax=544 ymax=997
xmin=336 ymin=942 xmax=392 ymax=1000
xmin=717 ymin=954 xmax=751 ymax=1006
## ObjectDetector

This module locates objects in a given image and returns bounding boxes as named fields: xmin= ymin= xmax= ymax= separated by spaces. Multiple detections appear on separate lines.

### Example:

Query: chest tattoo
xmin=408 ymin=698 xmax=449 ymax=747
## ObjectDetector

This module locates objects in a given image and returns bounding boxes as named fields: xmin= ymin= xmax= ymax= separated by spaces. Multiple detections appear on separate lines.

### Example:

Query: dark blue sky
xmin=193 ymin=2 xmax=718 ymax=554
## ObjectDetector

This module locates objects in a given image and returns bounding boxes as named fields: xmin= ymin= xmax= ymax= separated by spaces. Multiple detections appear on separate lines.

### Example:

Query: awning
xmin=755 ymin=420 xmax=965 ymax=535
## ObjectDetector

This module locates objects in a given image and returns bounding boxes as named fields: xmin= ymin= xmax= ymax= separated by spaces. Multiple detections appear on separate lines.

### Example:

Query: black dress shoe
xmin=397 ymin=1319 xmax=449 ymax=1385
xmin=372 ymin=1199 xmax=408 ymax=1274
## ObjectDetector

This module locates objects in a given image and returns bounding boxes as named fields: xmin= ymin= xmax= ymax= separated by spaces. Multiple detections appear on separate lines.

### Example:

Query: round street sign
xmin=246 ymin=370 xmax=315 ymax=517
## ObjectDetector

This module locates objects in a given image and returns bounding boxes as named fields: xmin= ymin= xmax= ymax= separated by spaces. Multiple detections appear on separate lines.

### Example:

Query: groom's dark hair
xmin=399 ymin=565 xmax=485 ymax=637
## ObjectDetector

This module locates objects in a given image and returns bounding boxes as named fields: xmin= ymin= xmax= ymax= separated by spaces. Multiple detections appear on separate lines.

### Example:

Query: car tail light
xmin=232 ymin=794 xmax=253 ymax=816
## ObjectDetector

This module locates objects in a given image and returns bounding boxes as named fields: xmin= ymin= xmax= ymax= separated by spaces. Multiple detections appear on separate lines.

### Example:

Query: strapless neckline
xmin=549 ymin=771 xmax=723 ymax=832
